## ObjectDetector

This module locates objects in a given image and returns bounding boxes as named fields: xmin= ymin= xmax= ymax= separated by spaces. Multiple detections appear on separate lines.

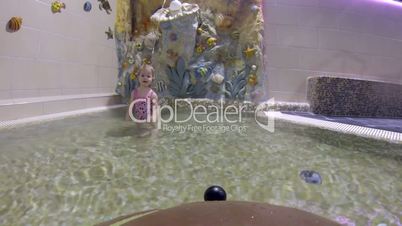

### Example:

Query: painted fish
xmin=98 ymin=0 xmax=112 ymax=14
xmin=51 ymin=1 xmax=66 ymax=13
xmin=197 ymin=67 xmax=208 ymax=78
xmin=83 ymin=1 xmax=92 ymax=12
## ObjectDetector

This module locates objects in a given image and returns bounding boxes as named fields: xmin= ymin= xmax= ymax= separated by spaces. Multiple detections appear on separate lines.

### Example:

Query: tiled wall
xmin=263 ymin=0 xmax=402 ymax=102
xmin=0 ymin=0 xmax=118 ymax=100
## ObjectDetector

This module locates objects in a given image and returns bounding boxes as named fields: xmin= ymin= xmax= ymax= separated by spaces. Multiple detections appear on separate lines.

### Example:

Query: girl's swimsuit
xmin=131 ymin=88 xmax=157 ymax=121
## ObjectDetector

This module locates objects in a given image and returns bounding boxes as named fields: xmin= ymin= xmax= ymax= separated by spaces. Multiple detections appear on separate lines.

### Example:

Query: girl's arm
xmin=151 ymin=94 xmax=159 ymax=126
xmin=126 ymin=95 xmax=133 ymax=121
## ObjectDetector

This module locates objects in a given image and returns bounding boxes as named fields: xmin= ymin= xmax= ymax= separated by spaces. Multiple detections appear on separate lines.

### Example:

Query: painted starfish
xmin=243 ymin=46 xmax=256 ymax=58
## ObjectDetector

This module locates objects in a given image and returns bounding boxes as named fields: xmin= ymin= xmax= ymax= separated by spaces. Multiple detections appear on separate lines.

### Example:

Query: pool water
xmin=0 ymin=109 xmax=401 ymax=225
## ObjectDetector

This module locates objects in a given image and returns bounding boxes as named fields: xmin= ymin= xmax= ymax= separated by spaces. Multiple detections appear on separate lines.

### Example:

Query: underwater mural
xmin=114 ymin=0 xmax=265 ymax=103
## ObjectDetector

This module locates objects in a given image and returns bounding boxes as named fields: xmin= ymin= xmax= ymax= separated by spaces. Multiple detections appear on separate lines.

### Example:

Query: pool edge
xmin=0 ymin=105 xmax=126 ymax=130
xmin=264 ymin=111 xmax=402 ymax=144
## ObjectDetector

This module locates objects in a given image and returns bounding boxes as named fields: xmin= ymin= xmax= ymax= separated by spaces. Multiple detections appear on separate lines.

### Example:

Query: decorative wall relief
xmin=114 ymin=0 xmax=265 ymax=103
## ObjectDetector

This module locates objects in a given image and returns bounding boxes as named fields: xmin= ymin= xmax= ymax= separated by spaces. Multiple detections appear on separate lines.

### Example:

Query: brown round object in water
xmin=96 ymin=201 xmax=340 ymax=226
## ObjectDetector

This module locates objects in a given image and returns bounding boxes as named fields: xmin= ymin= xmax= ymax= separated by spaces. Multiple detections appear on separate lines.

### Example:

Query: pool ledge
xmin=0 ymin=93 xmax=122 ymax=121
xmin=0 ymin=105 xmax=126 ymax=129
xmin=263 ymin=111 xmax=402 ymax=144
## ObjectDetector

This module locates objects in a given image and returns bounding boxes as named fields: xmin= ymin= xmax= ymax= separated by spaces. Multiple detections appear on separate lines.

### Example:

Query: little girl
xmin=126 ymin=64 xmax=159 ymax=135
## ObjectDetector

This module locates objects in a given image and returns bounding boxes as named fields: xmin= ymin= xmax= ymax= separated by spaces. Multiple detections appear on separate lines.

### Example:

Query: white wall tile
xmin=0 ymin=26 xmax=40 ymax=58
xmin=298 ymin=49 xmax=370 ymax=74
xmin=367 ymin=56 xmax=402 ymax=78
xmin=0 ymin=0 xmax=117 ymax=101
xmin=318 ymin=29 xmax=365 ymax=53
xmin=0 ymin=58 xmax=14 ymax=90
xmin=11 ymin=59 xmax=42 ymax=90
xmin=11 ymin=89 xmax=40 ymax=99
xmin=265 ymin=5 xmax=300 ymax=25
xmin=0 ymin=0 xmax=19 ymax=24
xmin=0 ymin=91 xmax=12 ymax=99
xmin=267 ymin=91 xmax=307 ymax=102
xmin=267 ymin=68 xmax=310 ymax=94
xmin=0 ymin=102 xmax=43 ymax=120
xmin=277 ymin=0 xmax=318 ymax=7
xmin=275 ymin=25 xmax=318 ymax=48
xmin=317 ymin=0 xmax=357 ymax=10
xmin=39 ymin=89 xmax=62 ymax=97
xmin=98 ymin=67 xmax=118 ymax=88
xmin=266 ymin=45 xmax=300 ymax=68
xmin=43 ymin=99 xmax=86 ymax=114
xmin=263 ymin=0 xmax=402 ymax=102
xmin=298 ymin=7 xmax=339 ymax=29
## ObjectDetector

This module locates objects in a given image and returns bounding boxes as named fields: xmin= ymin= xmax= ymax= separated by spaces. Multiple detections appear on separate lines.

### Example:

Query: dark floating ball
xmin=299 ymin=170 xmax=322 ymax=184
xmin=204 ymin=185 xmax=227 ymax=201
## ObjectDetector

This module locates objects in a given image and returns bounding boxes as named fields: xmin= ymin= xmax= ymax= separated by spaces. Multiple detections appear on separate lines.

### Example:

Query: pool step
xmin=0 ymin=93 xmax=122 ymax=121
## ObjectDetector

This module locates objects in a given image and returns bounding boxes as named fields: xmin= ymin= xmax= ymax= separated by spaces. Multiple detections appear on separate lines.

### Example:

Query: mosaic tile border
xmin=307 ymin=76 xmax=402 ymax=117
xmin=265 ymin=111 xmax=402 ymax=144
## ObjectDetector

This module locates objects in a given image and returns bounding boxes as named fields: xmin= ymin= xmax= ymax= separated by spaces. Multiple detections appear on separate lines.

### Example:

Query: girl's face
xmin=139 ymin=67 xmax=153 ymax=87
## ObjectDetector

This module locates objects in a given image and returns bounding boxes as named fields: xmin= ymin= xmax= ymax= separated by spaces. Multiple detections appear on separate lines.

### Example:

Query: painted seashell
xmin=169 ymin=0 xmax=182 ymax=12
xmin=231 ymin=30 xmax=240 ymax=39
xmin=215 ymin=14 xmax=224 ymax=27
xmin=248 ymin=74 xmax=258 ymax=86
xmin=215 ymin=14 xmax=234 ymax=28
xmin=7 ymin=17 xmax=22 ymax=32
xmin=248 ymin=77 xmax=257 ymax=86
xmin=84 ymin=1 xmax=92 ymax=12
xmin=207 ymin=37 xmax=217 ymax=47
xmin=211 ymin=73 xmax=224 ymax=85
xmin=250 ymin=4 xmax=260 ymax=13
xmin=249 ymin=74 xmax=257 ymax=80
